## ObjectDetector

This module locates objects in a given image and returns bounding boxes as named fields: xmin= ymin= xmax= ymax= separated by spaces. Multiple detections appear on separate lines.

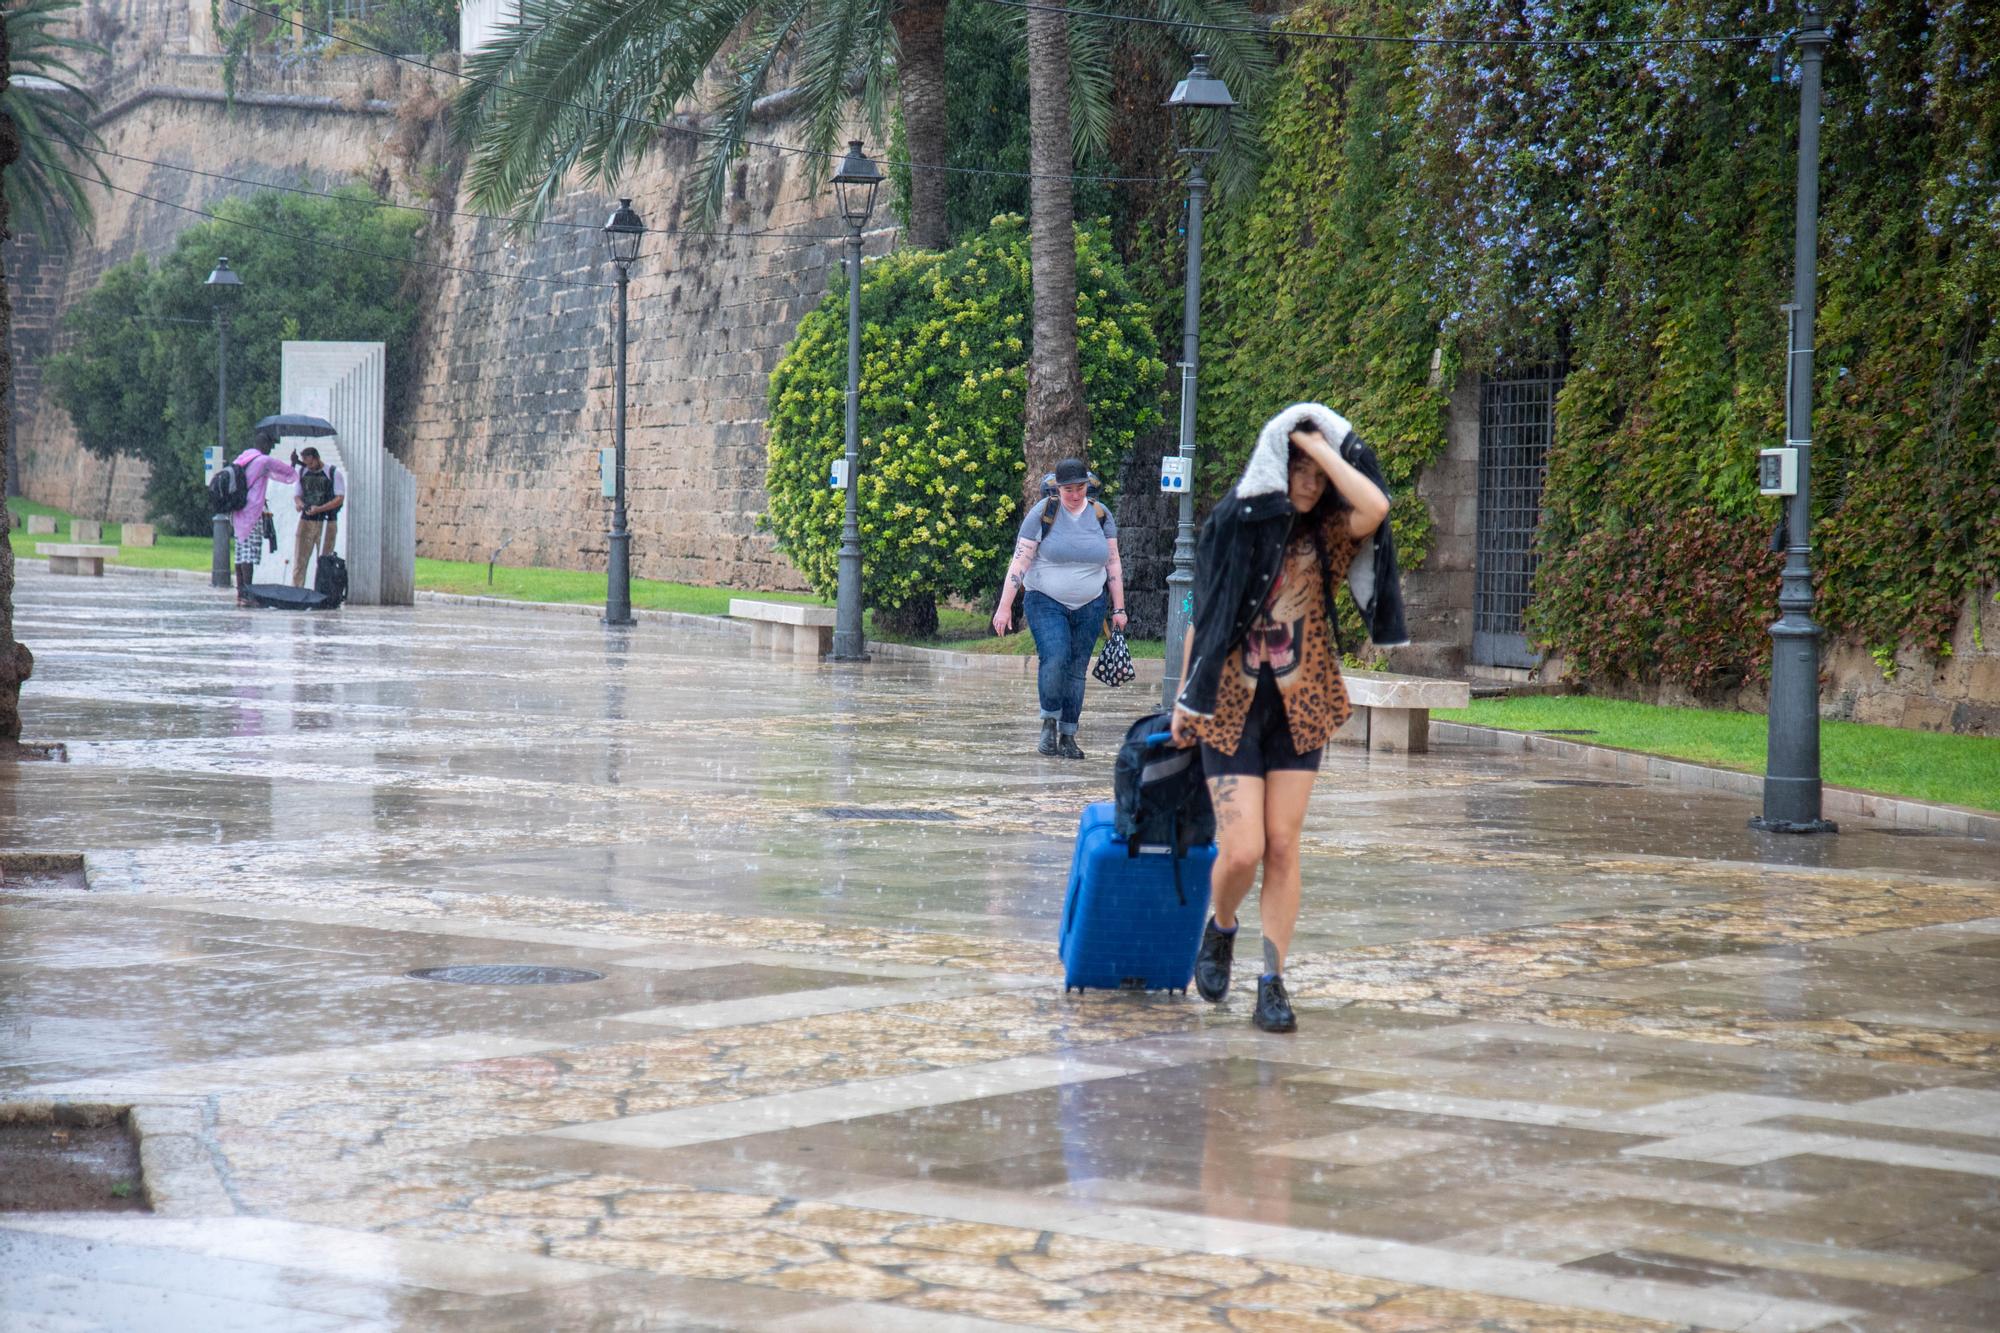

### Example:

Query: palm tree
xmin=1020 ymin=0 xmax=1269 ymax=504
xmin=3 ymin=0 xmax=106 ymax=744
xmin=1 ymin=0 xmax=106 ymax=248
xmin=1023 ymin=2 xmax=1088 ymax=495
xmin=1 ymin=8 xmax=25 ymax=746
xmin=454 ymin=0 xmax=954 ymax=250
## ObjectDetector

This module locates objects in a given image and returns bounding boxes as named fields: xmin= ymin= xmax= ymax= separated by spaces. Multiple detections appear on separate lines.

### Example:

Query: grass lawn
xmin=1436 ymin=694 xmax=2000 ymax=813
xmin=7 ymin=497 xmax=1164 ymax=657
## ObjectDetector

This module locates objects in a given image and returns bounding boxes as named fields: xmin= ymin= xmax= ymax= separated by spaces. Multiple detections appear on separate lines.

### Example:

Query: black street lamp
xmin=1753 ymin=9 xmax=1837 ymax=834
xmin=205 ymin=256 xmax=244 ymax=589
xmin=601 ymin=197 xmax=645 ymax=628
xmin=830 ymin=140 xmax=882 ymax=662
xmin=1160 ymin=56 xmax=1234 ymax=707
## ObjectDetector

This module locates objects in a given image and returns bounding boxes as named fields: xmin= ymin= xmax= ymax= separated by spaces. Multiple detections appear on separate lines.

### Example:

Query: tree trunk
xmin=891 ymin=0 xmax=950 ymax=251
xmin=0 ymin=17 xmax=33 ymax=746
xmin=1021 ymin=0 xmax=1089 ymax=509
xmin=876 ymin=591 xmax=938 ymax=638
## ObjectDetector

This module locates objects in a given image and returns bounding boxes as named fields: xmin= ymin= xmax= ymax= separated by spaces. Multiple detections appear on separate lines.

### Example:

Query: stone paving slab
xmin=3 ymin=567 xmax=1998 ymax=1331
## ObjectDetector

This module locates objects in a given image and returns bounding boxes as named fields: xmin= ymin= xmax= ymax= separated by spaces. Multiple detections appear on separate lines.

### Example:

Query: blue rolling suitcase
xmin=1059 ymin=801 xmax=1216 ymax=993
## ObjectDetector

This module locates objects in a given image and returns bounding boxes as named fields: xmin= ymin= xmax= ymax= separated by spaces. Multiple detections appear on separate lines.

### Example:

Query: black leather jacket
xmin=1176 ymin=405 xmax=1407 ymax=718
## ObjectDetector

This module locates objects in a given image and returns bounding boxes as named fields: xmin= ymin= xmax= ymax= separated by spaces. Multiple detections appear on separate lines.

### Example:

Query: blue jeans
xmin=1024 ymin=587 xmax=1108 ymax=734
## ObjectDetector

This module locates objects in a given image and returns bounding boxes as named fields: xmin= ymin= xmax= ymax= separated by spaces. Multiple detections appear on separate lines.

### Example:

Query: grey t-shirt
xmin=1019 ymin=499 xmax=1118 ymax=610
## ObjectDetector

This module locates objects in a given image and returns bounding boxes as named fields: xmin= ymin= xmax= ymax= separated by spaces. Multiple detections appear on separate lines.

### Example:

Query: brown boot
xmin=236 ymin=563 xmax=255 ymax=607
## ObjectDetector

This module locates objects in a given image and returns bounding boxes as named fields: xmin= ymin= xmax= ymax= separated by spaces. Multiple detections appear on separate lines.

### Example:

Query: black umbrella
xmin=247 ymin=584 xmax=332 ymax=612
xmin=254 ymin=413 xmax=337 ymax=438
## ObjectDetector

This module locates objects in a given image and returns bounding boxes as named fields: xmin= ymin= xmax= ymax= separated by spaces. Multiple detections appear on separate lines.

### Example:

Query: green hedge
xmin=1196 ymin=0 xmax=1998 ymax=688
xmin=764 ymin=215 xmax=1164 ymax=616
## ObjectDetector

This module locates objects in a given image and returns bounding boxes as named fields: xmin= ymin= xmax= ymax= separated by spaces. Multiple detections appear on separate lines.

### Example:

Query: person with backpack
xmin=1167 ymin=404 xmax=1402 ymax=1033
xmin=289 ymin=447 xmax=345 ymax=588
xmin=215 ymin=427 xmax=298 ymax=608
xmin=990 ymin=458 xmax=1126 ymax=759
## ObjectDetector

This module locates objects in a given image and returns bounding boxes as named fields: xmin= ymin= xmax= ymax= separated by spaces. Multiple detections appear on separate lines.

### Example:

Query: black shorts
xmin=1199 ymin=669 xmax=1325 ymax=779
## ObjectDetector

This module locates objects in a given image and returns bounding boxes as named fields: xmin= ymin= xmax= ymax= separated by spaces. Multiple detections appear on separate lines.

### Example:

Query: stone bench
xmin=122 ymin=523 xmax=157 ymax=548
xmin=70 ymin=519 xmax=104 ymax=543
xmin=731 ymin=599 xmax=837 ymax=658
xmin=24 ymin=515 xmax=57 ymax=535
xmin=39 ymin=544 xmax=119 ymax=577
xmin=1334 ymin=670 xmax=1471 ymax=754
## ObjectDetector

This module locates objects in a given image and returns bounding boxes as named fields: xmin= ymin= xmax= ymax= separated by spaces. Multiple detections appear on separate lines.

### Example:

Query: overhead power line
xmin=980 ymin=0 xmax=1783 ymax=48
xmin=46 ymin=163 xmax=618 ymax=290
xmin=63 ymin=142 xmax=864 ymax=243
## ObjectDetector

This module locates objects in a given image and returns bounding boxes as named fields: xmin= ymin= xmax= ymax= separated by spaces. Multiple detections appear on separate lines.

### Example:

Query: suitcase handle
xmin=1143 ymin=731 xmax=1173 ymax=746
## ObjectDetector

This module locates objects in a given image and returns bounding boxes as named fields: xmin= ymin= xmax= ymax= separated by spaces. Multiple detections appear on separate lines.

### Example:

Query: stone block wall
xmin=395 ymin=134 xmax=881 ymax=592
xmin=1384 ymin=374 xmax=1478 ymax=680
xmin=7 ymin=51 xmax=443 ymax=521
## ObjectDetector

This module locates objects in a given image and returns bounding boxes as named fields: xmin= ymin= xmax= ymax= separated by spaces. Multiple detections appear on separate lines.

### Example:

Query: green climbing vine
xmin=1193 ymin=0 xmax=1998 ymax=690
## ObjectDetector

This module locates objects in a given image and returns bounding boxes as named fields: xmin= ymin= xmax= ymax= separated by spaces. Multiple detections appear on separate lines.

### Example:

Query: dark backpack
xmin=1112 ymin=711 xmax=1216 ymax=905
xmin=1035 ymin=496 xmax=1109 ymax=542
xmin=313 ymin=553 xmax=348 ymax=609
xmin=207 ymin=460 xmax=251 ymax=513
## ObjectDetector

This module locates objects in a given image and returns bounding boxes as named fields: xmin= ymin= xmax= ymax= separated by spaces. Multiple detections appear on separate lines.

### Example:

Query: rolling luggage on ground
xmin=1059 ymin=800 xmax=1216 ymax=993
xmin=313 ymin=553 xmax=348 ymax=609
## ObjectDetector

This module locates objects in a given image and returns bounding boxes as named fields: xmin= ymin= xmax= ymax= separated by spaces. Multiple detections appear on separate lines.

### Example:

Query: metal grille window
xmin=1473 ymin=368 xmax=1563 ymax=669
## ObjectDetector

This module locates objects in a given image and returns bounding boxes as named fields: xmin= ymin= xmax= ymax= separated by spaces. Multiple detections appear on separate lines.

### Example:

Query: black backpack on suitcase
xmin=313 ymin=553 xmax=348 ymax=609
xmin=1111 ymin=711 xmax=1216 ymax=904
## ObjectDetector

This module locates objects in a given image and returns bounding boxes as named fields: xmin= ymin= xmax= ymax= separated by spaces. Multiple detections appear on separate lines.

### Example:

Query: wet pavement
xmin=2 ymin=565 xmax=1998 ymax=1332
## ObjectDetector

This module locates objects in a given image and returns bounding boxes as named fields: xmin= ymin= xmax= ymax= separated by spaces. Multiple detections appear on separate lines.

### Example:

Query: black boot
xmin=1037 ymin=719 xmax=1059 ymax=756
xmin=1194 ymin=918 xmax=1235 ymax=1003
xmin=1253 ymin=974 xmax=1297 ymax=1033
xmin=1058 ymin=732 xmax=1086 ymax=760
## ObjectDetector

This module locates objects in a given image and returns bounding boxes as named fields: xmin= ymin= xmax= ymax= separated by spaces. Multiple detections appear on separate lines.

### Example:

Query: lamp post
xmin=830 ymin=140 xmax=882 ymax=662
xmin=601 ymin=198 xmax=644 ymax=628
xmin=205 ymin=257 xmax=243 ymax=588
xmin=1160 ymin=56 xmax=1234 ymax=708
xmin=1753 ymin=9 xmax=1837 ymax=834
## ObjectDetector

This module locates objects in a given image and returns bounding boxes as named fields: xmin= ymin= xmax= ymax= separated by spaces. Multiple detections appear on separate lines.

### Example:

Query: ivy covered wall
xmin=1195 ymin=0 xmax=1998 ymax=703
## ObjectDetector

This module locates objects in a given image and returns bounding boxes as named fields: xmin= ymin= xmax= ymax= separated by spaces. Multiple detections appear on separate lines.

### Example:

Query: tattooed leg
xmin=1256 ymin=770 xmax=1316 ymax=974
xmin=1207 ymin=773 xmax=1264 ymax=931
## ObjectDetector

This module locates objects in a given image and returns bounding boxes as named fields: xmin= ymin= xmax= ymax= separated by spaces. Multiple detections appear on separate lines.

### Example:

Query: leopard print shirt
xmin=1187 ymin=515 xmax=1359 ymax=757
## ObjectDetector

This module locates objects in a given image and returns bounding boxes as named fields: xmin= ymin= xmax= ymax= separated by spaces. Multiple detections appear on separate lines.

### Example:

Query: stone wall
xmin=7 ymin=49 xmax=440 ymax=520
xmin=395 ymin=131 xmax=885 ymax=592
xmin=9 ymin=23 xmax=877 ymax=594
xmin=1383 ymin=374 xmax=1478 ymax=681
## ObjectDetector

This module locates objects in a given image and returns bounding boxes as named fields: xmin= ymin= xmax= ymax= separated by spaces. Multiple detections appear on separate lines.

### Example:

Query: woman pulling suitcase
xmin=1168 ymin=404 xmax=1399 ymax=1032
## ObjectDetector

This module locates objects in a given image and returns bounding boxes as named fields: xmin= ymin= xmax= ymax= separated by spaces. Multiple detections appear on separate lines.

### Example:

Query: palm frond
xmin=457 ymin=0 xmax=765 ymax=224
xmin=1131 ymin=0 xmax=1275 ymax=196
xmin=690 ymin=0 xmax=815 ymax=225
xmin=795 ymin=0 xmax=883 ymax=179
xmin=1062 ymin=5 xmax=1114 ymax=165
xmin=4 ymin=0 xmax=108 ymax=246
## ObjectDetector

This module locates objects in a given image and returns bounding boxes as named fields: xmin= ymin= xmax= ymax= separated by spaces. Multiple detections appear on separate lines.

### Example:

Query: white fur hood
xmin=1235 ymin=402 xmax=1356 ymax=498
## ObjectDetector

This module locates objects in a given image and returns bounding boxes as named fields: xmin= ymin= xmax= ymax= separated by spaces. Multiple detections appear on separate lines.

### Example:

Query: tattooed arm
xmin=991 ymin=537 xmax=1038 ymax=635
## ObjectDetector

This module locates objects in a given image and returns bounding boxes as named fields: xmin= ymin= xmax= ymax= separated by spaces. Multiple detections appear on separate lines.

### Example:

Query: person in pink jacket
xmin=230 ymin=430 xmax=297 ymax=607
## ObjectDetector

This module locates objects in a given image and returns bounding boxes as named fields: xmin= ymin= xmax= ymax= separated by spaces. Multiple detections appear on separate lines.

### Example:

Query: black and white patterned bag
xmin=1092 ymin=630 xmax=1136 ymax=688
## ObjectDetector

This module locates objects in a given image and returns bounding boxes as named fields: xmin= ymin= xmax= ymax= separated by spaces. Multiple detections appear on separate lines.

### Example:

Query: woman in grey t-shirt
xmin=990 ymin=458 xmax=1127 ymax=758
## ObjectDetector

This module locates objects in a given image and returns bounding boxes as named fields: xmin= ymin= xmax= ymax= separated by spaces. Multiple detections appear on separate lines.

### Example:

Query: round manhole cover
xmin=407 ymin=965 xmax=604 ymax=986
